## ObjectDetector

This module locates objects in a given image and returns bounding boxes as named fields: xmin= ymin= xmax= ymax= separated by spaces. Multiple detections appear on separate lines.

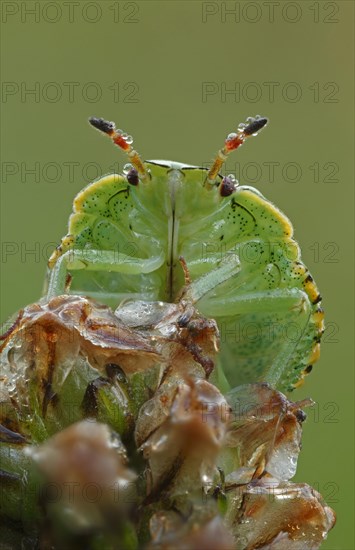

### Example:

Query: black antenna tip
xmin=89 ymin=116 xmax=115 ymax=134
xmin=244 ymin=116 xmax=268 ymax=136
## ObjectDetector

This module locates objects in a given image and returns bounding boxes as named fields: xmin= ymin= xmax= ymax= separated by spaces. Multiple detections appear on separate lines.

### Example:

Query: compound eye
xmin=220 ymin=175 xmax=237 ymax=197
xmin=126 ymin=167 xmax=139 ymax=186
xmin=295 ymin=409 xmax=307 ymax=423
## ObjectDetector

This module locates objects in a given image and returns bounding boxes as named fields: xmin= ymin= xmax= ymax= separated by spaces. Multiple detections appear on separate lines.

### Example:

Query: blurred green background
xmin=1 ymin=1 xmax=353 ymax=548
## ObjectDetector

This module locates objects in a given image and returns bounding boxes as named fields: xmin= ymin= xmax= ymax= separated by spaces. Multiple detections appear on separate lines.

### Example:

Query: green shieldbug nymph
xmin=45 ymin=116 xmax=324 ymax=393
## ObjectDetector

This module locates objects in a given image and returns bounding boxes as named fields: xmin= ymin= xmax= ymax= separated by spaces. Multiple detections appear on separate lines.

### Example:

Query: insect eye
xmin=295 ymin=409 xmax=307 ymax=423
xmin=126 ymin=167 xmax=139 ymax=186
xmin=220 ymin=175 xmax=237 ymax=197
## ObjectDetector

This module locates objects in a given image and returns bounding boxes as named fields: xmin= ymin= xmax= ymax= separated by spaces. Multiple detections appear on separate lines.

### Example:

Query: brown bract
xmin=229 ymin=481 xmax=336 ymax=549
xmin=29 ymin=420 xmax=136 ymax=531
xmin=0 ymin=296 xmax=336 ymax=549
xmin=115 ymin=299 xmax=220 ymax=377
xmin=225 ymin=383 xmax=314 ymax=482
xmin=0 ymin=294 xmax=157 ymax=370
xmin=0 ymin=295 xmax=158 ymax=435
xmin=148 ymin=511 xmax=235 ymax=550
xmin=136 ymin=378 xmax=230 ymax=500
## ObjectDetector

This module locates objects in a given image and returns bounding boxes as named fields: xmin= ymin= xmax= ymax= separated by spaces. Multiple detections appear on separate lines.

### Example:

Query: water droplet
xmin=238 ymin=123 xmax=246 ymax=130
xmin=255 ymin=114 xmax=261 ymax=119
xmin=125 ymin=135 xmax=133 ymax=145
xmin=227 ymin=132 xmax=237 ymax=141
xmin=123 ymin=163 xmax=133 ymax=175
xmin=142 ymin=400 xmax=156 ymax=417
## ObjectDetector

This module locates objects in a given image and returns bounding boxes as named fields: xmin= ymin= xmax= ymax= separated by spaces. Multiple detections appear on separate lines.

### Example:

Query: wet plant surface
xmin=0 ymin=294 xmax=335 ymax=549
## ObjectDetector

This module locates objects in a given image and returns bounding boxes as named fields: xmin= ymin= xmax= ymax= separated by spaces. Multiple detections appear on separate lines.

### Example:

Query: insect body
xmin=46 ymin=116 xmax=324 ymax=392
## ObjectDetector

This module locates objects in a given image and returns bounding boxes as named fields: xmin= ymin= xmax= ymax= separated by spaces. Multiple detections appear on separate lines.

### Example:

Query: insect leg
xmin=180 ymin=255 xmax=242 ymax=304
xmin=196 ymin=287 xmax=314 ymax=390
xmin=46 ymin=248 xmax=165 ymax=300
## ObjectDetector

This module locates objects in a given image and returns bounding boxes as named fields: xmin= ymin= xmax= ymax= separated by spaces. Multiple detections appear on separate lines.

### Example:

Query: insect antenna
xmin=89 ymin=117 xmax=150 ymax=182
xmin=205 ymin=115 xmax=268 ymax=186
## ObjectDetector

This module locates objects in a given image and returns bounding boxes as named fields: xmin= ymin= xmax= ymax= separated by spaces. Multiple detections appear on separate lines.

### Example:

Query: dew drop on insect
xmin=122 ymin=133 xmax=129 ymax=140
xmin=125 ymin=135 xmax=133 ymax=145
xmin=255 ymin=114 xmax=261 ymax=119
xmin=227 ymin=174 xmax=237 ymax=183
xmin=123 ymin=163 xmax=134 ymax=175
xmin=227 ymin=132 xmax=237 ymax=141
xmin=238 ymin=123 xmax=246 ymax=130
xmin=117 ymin=128 xmax=123 ymax=135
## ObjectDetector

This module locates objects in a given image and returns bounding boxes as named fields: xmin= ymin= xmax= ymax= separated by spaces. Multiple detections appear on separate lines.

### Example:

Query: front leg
xmin=45 ymin=248 xmax=165 ymax=302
